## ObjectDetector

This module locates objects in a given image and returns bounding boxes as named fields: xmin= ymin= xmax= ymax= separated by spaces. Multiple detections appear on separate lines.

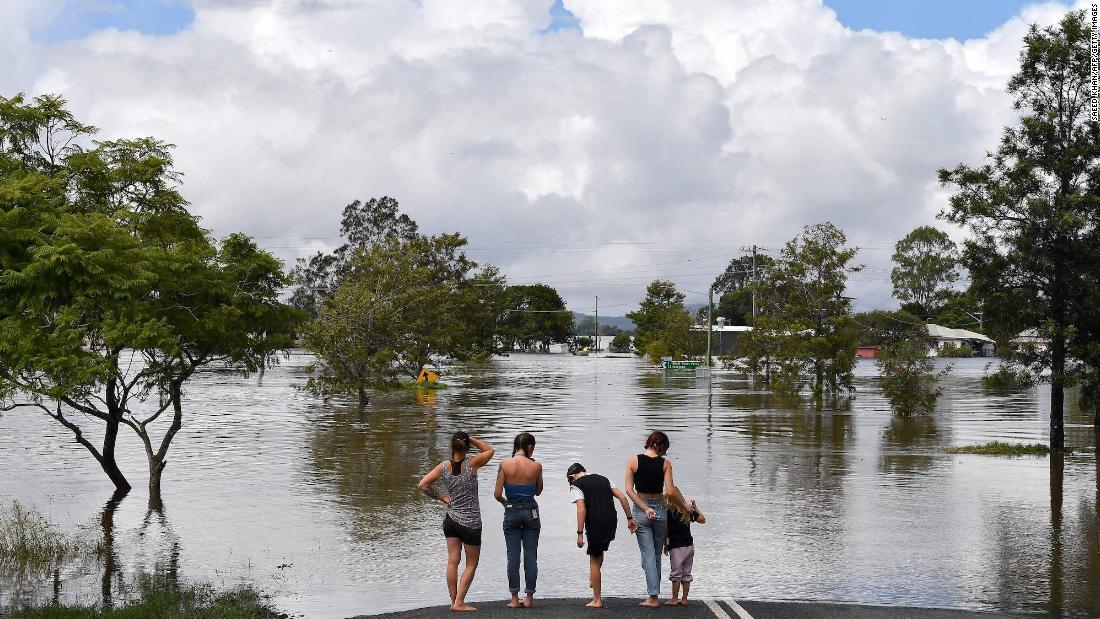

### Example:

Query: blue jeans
xmin=503 ymin=500 xmax=540 ymax=594
xmin=633 ymin=498 xmax=668 ymax=597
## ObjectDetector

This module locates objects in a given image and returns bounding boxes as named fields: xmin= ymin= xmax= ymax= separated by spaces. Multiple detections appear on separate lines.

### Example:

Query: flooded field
xmin=1 ymin=353 xmax=1097 ymax=617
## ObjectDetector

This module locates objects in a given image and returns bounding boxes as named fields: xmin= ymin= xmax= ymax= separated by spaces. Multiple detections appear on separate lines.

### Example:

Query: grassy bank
xmin=0 ymin=501 xmax=101 ymax=578
xmin=945 ymin=441 xmax=1063 ymax=456
xmin=10 ymin=580 xmax=285 ymax=619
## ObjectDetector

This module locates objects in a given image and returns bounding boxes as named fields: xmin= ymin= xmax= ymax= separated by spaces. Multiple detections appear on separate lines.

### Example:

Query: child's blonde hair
xmin=664 ymin=496 xmax=691 ymax=525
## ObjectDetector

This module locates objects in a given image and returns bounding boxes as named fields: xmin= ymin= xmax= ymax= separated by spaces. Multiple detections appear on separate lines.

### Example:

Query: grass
xmin=944 ymin=441 xmax=1068 ymax=456
xmin=10 ymin=579 xmax=285 ymax=618
xmin=0 ymin=501 xmax=102 ymax=578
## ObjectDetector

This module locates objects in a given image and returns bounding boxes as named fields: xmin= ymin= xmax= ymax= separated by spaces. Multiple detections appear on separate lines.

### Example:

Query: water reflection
xmin=1 ymin=355 xmax=1099 ymax=617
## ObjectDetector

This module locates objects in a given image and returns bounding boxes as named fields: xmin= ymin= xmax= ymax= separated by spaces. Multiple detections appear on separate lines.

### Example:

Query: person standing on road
xmin=624 ymin=430 xmax=688 ymax=608
xmin=418 ymin=431 xmax=495 ymax=612
xmin=567 ymin=463 xmax=637 ymax=609
xmin=493 ymin=432 xmax=543 ymax=608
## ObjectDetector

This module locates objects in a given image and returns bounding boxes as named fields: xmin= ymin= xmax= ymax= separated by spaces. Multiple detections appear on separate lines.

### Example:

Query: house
xmin=926 ymin=323 xmax=996 ymax=357
xmin=1011 ymin=328 xmax=1049 ymax=351
xmin=691 ymin=318 xmax=753 ymax=356
xmin=856 ymin=346 xmax=880 ymax=359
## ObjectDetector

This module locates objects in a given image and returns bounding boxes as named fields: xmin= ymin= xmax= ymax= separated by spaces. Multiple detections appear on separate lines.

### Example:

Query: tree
xmin=740 ymin=223 xmax=861 ymax=399
xmin=302 ymin=233 xmax=486 ymax=405
xmin=938 ymin=10 xmax=1100 ymax=447
xmin=609 ymin=332 xmax=632 ymax=353
xmin=289 ymin=196 xmax=419 ymax=317
xmin=878 ymin=339 xmax=949 ymax=417
xmin=890 ymin=226 xmax=960 ymax=315
xmin=0 ymin=94 xmax=301 ymax=495
xmin=853 ymin=310 xmax=925 ymax=347
xmin=499 ymin=285 xmax=573 ymax=352
xmin=713 ymin=252 xmax=772 ymax=325
xmin=626 ymin=280 xmax=694 ymax=359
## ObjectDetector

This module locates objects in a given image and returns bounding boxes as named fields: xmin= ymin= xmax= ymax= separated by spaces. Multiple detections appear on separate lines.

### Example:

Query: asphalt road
xmin=357 ymin=598 xmax=1032 ymax=619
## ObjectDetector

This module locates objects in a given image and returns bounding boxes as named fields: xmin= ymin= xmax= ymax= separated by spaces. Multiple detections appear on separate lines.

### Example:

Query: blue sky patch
xmin=543 ymin=0 xmax=581 ymax=34
xmin=824 ymin=0 xmax=1044 ymax=40
xmin=35 ymin=0 xmax=194 ymax=44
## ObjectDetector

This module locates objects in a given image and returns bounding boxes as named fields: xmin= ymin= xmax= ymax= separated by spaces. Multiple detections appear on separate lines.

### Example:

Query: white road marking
xmin=705 ymin=600 xmax=734 ymax=619
xmin=725 ymin=599 xmax=754 ymax=619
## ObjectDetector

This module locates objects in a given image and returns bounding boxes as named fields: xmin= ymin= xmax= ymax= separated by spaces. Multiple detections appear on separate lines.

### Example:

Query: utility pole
xmin=594 ymin=295 xmax=599 ymax=353
xmin=751 ymin=244 xmax=758 ymax=319
xmin=706 ymin=285 xmax=714 ymax=368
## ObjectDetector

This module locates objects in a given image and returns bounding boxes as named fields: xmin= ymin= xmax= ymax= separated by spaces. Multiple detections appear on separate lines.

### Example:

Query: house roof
xmin=926 ymin=323 xmax=994 ymax=343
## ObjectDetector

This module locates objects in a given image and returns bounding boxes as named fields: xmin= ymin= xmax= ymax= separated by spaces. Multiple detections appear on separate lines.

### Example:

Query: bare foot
xmin=665 ymin=599 xmax=681 ymax=606
xmin=523 ymin=596 xmax=534 ymax=608
xmin=507 ymin=599 xmax=521 ymax=608
xmin=451 ymin=603 xmax=477 ymax=612
xmin=585 ymin=599 xmax=604 ymax=608
xmin=681 ymin=599 xmax=689 ymax=605
xmin=640 ymin=597 xmax=660 ymax=608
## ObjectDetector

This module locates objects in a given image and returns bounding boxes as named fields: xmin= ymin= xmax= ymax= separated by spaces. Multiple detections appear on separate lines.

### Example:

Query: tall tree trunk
xmin=1050 ymin=264 xmax=1066 ymax=450
xmin=358 ymin=385 xmax=369 ymax=407
xmin=147 ymin=380 xmax=184 ymax=498
xmin=100 ymin=420 xmax=131 ymax=493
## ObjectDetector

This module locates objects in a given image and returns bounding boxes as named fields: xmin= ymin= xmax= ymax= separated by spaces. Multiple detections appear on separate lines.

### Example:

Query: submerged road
xmin=358 ymin=598 xmax=1031 ymax=618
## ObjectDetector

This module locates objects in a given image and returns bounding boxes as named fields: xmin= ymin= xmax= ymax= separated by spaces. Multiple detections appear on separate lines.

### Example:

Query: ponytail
xmin=512 ymin=432 xmax=536 ymax=458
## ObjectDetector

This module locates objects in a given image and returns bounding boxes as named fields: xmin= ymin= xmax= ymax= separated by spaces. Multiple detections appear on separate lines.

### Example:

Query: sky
xmin=0 ymin=0 xmax=1089 ymax=317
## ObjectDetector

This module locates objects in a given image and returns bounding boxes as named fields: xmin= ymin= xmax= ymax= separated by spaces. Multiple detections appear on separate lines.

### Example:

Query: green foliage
xmin=302 ymin=233 xmax=487 ymax=405
xmin=739 ymin=223 xmax=861 ymax=398
xmin=1 ymin=501 xmax=102 ymax=582
xmin=627 ymin=280 xmax=694 ymax=359
xmin=982 ymin=362 xmax=1037 ymax=390
xmin=0 ymin=93 xmax=301 ymax=493
xmin=890 ymin=226 xmax=959 ymax=313
xmin=936 ymin=342 xmax=973 ymax=358
xmin=10 ymin=577 xmax=283 ymax=618
xmin=644 ymin=340 xmax=669 ymax=365
xmin=609 ymin=332 xmax=632 ymax=353
xmin=938 ymin=10 xmax=1100 ymax=445
xmin=877 ymin=339 xmax=948 ymax=416
xmin=853 ymin=310 xmax=925 ymax=347
xmin=499 ymin=284 xmax=573 ymax=351
xmin=944 ymin=442 xmax=1057 ymax=456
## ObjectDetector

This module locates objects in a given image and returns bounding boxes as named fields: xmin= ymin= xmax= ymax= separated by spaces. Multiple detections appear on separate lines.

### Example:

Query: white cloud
xmin=0 ymin=0 xmax=1086 ymax=313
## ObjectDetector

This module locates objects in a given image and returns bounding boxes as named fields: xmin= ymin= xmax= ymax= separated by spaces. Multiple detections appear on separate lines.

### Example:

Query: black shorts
xmin=443 ymin=515 xmax=482 ymax=546
xmin=587 ymin=537 xmax=612 ymax=557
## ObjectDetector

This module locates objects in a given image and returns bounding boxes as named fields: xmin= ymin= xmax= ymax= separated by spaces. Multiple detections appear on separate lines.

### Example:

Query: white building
xmin=926 ymin=323 xmax=995 ymax=357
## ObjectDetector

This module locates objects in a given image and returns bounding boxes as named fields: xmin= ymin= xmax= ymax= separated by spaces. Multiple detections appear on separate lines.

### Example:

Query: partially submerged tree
xmin=0 ymin=94 xmax=300 ymax=495
xmin=499 ymin=284 xmax=573 ymax=352
xmin=741 ymin=223 xmax=861 ymax=399
xmin=302 ymin=233 xmax=492 ymax=405
xmin=627 ymin=280 xmax=694 ymax=360
xmin=939 ymin=10 xmax=1100 ymax=447
xmin=890 ymin=226 xmax=960 ymax=316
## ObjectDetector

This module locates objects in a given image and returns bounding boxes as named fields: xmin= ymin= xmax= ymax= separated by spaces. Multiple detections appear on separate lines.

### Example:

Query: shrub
xmin=945 ymin=441 xmax=1060 ymax=456
xmin=609 ymin=332 xmax=632 ymax=353
xmin=936 ymin=342 xmax=973 ymax=358
xmin=981 ymin=362 xmax=1036 ymax=390
xmin=644 ymin=340 xmax=669 ymax=365
xmin=878 ymin=339 xmax=949 ymax=416
xmin=0 ymin=501 xmax=102 ymax=581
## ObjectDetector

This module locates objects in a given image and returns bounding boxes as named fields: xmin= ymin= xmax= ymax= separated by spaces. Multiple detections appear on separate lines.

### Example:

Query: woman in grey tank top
xmin=418 ymin=431 xmax=495 ymax=612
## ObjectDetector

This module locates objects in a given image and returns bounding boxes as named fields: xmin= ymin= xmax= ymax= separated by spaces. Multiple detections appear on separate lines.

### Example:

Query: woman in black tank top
xmin=624 ymin=431 xmax=690 ymax=607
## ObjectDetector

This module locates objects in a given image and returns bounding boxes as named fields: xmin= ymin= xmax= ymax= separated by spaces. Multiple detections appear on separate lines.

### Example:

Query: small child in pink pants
xmin=664 ymin=498 xmax=706 ymax=605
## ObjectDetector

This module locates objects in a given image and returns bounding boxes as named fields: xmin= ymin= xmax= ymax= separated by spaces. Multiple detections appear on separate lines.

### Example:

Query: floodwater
xmin=1 ymin=353 xmax=1098 ymax=618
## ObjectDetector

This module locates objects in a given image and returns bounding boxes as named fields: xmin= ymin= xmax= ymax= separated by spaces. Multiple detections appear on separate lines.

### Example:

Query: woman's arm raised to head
xmin=468 ymin=436 xmax=495 ymax=471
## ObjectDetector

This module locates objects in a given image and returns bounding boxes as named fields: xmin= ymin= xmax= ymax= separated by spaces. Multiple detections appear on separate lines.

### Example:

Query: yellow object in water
xmin=417 ymin=368 xmax=439 ymax=383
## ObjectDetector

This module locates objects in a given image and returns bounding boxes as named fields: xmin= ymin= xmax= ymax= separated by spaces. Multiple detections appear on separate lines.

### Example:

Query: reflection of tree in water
xmin=880 ymin=415 xmax=945 ymax=476
xmin=988 ymin=450 xmax=1100 ymax=617
xmin=98 ymin=492 xmax=181 ymax=610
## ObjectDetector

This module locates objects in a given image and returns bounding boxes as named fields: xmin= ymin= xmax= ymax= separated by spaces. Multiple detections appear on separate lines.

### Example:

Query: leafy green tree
xmin=938 ymin=10 xmax=1100 ymax=447
xmin=289 ymin=196 xmax=419 ymax=317
xmin=302 ymin=233 xmax=485 ymax=405
xmin=878 ymin=339 xmax=949 ymax=417
xmin=713 ymin=252 xmax=772 ymax=325
xmin=853 ymin=310 xmax=925 ymax=347
xmin=890 ymin=226 xmax=960 ymax=315
xmin=741 ymin=223 xmax=861 ymax=399
xmin=499 ymin=285 xmax=573 ymax=352
xmin=0 ymin=94 xmax=300 ymax=495
xmin=627 ymin=280 xmax=694 ymax=358
xmin=609 ymin=332 xmax=632 ymax=353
